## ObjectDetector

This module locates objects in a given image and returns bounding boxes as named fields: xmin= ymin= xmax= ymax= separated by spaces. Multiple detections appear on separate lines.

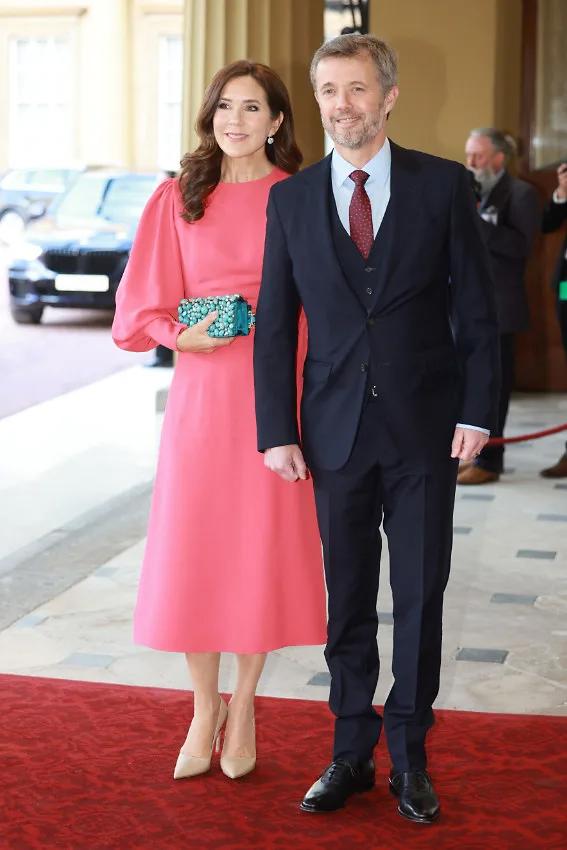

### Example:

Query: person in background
xmin=112 ymin=60 xmax=326 ymax=782
xmin=459 ymin=128 xmax=539 ymax=485
xmin=145 ymin=343 xmax=173 ymax=367
xmin=540 ymin=161 xmax=567 ymax=478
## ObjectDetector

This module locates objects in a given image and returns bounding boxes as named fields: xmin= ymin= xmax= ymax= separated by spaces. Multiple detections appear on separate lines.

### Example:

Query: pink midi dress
xmin=112 ymin=170 xmax=327 ymax=653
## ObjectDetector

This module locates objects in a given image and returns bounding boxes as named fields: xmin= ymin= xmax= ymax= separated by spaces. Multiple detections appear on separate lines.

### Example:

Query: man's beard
xmin=323 ymin=105 xmax=386 ymax=150
xmin=469 ymin=166 xmax=501 ymax=196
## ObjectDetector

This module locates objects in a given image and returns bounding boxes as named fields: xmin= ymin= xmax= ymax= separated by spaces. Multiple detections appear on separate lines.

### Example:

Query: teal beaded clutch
xmin=178 ymin=294 xmax=255 ymax=337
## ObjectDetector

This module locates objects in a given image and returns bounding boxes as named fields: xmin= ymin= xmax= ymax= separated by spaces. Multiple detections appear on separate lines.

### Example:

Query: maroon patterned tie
xmin=348 ymin=170 xmax=373 ymax=259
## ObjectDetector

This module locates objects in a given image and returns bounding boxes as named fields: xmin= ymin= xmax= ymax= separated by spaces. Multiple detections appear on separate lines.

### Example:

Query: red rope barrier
xmin=487 ymin=422 xmax=567 ymax=446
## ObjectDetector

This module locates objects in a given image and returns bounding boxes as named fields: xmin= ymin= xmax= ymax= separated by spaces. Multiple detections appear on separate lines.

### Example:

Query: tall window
xmin=533 ymin=0 xmax=567 ymax=168
xmin=157 ymin=34 xmax=183 ymax=172
xmin=9 ymin=37 xmax=74 ymax=166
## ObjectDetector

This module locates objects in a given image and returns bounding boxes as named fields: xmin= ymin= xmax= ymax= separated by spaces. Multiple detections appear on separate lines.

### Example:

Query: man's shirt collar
xmin=331 ymin=137 xmax=391 ymax=187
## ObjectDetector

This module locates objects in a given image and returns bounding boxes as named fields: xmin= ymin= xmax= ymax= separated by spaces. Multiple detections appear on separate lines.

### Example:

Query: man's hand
xmin=264 ymin=444 xmax=308 ymax=482
xmin=451 ymin=427 xmax=489 ymax=462
xmin=556 ymin=163 xmax=567 ymax=201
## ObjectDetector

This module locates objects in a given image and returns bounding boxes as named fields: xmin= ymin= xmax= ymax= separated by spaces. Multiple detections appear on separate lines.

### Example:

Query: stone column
xmin=182 ymin=0 xmax=324 ymax=165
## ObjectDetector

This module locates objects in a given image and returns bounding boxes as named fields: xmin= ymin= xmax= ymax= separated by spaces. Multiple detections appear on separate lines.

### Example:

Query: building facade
xmin=0 ymin=0 xmax=184 ymax=172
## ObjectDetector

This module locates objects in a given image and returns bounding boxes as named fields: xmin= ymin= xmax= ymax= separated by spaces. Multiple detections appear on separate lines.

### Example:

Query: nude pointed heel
xmin=220 ymin=715 xmax=256 ymax=779
xmin=173 ymin=697 xmax=228 ymax=779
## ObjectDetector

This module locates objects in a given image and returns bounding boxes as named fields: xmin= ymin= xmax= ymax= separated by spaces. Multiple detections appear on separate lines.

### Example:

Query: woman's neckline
xmin=218 ymin=167 xmax=278 ymax=186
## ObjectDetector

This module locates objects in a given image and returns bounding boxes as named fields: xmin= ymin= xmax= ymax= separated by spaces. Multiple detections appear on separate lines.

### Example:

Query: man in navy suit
xmin=254 ymin=34 xmax=499 ymax=822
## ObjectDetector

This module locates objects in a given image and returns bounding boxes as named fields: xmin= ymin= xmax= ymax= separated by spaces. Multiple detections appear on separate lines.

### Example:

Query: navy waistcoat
xmin=329 ymin=186 xmax=392 ymax=391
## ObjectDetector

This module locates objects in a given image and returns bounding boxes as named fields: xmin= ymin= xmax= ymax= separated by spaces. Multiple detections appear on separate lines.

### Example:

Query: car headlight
xmin=12 ymin=242 xmax=44 ymax=262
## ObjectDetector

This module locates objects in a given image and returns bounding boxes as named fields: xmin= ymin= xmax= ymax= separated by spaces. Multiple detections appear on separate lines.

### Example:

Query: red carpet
xmin=1 ymin=674 xmax=566 ymax=850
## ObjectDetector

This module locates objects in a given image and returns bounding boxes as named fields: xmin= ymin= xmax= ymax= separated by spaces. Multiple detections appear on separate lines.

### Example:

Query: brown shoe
xmin=540 ymin=453 xmax=567 ymax=479
xmin=457 ymin=465 xmax=500 ymax=485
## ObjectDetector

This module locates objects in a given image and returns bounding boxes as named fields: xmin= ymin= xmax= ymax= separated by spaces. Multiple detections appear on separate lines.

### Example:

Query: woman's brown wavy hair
xmin=178 ymin=60 xmax=302 ymax=222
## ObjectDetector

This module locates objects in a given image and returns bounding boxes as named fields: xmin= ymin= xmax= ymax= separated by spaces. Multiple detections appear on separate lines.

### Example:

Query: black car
xmin=8 ymin=170 xmax=162 ymax=324
xmin=0 ymin=167 xmax=80 ymax=244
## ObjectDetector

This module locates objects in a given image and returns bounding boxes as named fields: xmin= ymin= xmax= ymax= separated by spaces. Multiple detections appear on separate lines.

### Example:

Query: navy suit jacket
xmin=478 ymin=171 xmax=539 ymax=333
xmin=254 ymin=141 xmax=500 ymax=471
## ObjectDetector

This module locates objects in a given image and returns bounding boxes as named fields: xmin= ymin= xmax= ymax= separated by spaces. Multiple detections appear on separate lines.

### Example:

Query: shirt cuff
xmin=552 ymin=190 xmax=567 ymax=204
xmin=456 ymin=423 xmax=490 ymax=436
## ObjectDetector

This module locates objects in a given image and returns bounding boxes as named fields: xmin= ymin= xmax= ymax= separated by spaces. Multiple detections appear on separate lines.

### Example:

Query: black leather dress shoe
xmin=300 ymin=759 xmax=375 ymax=813
xmin=389 ymin=770 xmax=440 ymax=823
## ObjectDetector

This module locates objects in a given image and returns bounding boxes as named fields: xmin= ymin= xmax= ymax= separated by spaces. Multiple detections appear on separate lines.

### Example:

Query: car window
xmin=28 ymin=170 xmax=71 ymax=192
xmin=0 ymin=170 xmax=32 ymax=190
xmin=99 ymin=176 xmax=159 ymax=223
xmin=53 ymin=174 xmax=109 ymax=220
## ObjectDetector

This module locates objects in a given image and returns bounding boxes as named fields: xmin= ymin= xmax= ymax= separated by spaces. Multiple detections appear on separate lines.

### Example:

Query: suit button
xmin=366 ymin=287 xmax=373 ymax=295
xmin=367 ymin=317 xmax=375 ymax=327
xmin=364 ymin=266 xmax=375 ymax=273
xmin=360 ymin=363 xmax=368 ymax=372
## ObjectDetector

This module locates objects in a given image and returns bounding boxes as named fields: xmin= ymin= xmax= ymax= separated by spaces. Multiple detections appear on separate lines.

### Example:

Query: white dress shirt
xmin=330 ymin=139 xmax=489 ymax=436
xmin=331 ymin=138 xmax=391 ymax=236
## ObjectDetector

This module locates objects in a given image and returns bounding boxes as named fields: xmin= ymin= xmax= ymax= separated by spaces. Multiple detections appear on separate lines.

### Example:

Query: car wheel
xmin=10 ymin=304 xmax=44 ymax=324
xmin=0 ymin=209 xmax=26 ymax=244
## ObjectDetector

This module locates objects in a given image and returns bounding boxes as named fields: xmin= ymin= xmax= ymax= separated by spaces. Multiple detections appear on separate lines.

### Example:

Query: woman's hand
xmin=176 ymin=311 xmax=235 ymax=353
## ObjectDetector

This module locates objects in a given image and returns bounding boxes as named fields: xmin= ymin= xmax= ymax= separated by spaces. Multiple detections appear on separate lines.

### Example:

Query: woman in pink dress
xmin=112 ymin=61 xmax=326 ymax=781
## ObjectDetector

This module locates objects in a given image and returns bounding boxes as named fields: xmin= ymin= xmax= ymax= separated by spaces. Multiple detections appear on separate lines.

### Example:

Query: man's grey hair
xmin=469 ymin=128 xmax=517 ymax=162
xmin=310 ymin=34 xmax=398 ymax=95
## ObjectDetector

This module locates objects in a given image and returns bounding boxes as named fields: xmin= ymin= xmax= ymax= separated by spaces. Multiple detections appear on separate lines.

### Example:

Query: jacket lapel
xmin=304 ymin=154 xmax=367 ymax=311
xmin=369 ymin=140 xmax=420 ymax=312
xmin=303 ymin=142 xmax=420 ymax=314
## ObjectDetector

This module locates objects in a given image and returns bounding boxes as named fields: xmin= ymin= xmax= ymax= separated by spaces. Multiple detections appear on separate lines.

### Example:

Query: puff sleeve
xmin=112 ymin=178 xmax=187 ymax=351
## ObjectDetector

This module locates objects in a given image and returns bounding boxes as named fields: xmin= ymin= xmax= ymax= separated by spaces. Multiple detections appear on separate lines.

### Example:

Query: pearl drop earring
xmin=267 ymin=136 xmax=274 ymax=145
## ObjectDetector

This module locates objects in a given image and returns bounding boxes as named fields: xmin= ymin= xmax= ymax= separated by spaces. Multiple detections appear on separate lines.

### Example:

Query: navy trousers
xmin=311 ymin=394 xmax=458 ymax=772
